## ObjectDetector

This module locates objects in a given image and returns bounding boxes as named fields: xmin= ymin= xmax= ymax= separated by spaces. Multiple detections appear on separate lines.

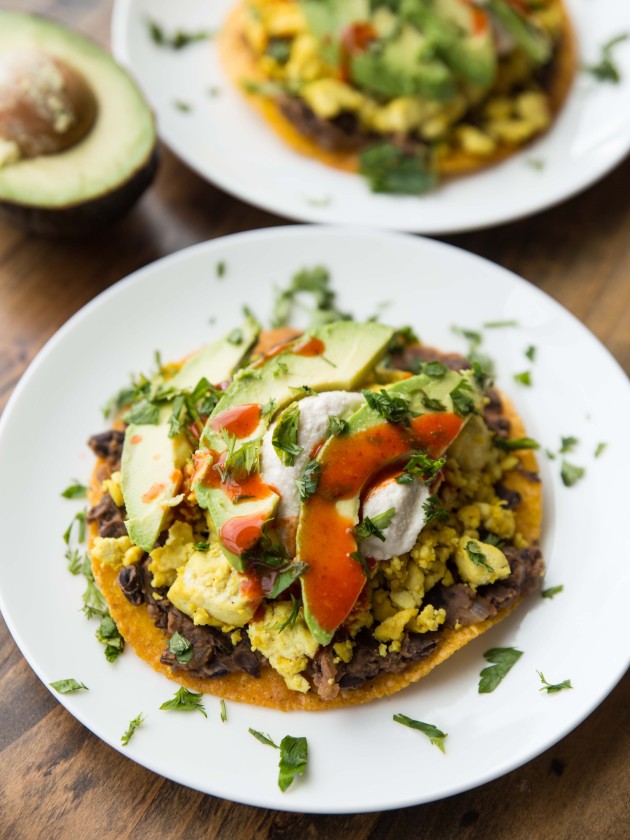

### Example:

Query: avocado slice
xmin=486 ymin=0 xmax=552 ymax=65
xmin=194 ymin=320 xmax=394 ymax=571
xmin=0 ymin=11 xmax=157 ymax=235
xmin=295 ymin=368 xmax=483 ymax=644
xmin=121 ymin=318 xmax=260 ymax=553
xmin=430 ymin=0 xmax=497 ymax=87
xmin=351 ymin=25 xmax=456 ymax=102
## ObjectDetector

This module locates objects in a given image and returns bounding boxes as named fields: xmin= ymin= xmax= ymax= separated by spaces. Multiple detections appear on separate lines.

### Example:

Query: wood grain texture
xmin=0 ymin=1 xmax=628 ymax=837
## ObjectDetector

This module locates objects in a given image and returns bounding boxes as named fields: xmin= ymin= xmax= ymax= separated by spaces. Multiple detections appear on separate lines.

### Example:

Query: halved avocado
xmin=0 ymin=11 xmax=157 ymax=236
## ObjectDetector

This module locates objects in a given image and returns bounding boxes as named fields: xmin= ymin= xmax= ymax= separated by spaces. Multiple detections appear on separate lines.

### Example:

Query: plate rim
xmin=1 ymin=224 xmax=629 ymax=813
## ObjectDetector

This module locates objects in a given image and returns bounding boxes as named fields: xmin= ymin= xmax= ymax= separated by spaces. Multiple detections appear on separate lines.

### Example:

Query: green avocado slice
xmin=121 ymin=318 xmax=259 ymax=552
xmin=486 ymin=0 xmax=552 ymax=65
xmin=194 ymin=320 xmax=394 ymax=571
xmin=296 ymin=367 xmax=483 ymax=645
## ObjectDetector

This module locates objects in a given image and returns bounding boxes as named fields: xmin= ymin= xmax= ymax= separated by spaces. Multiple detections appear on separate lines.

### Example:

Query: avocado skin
xmin=0 ymin=146 xmax=158 ymax=237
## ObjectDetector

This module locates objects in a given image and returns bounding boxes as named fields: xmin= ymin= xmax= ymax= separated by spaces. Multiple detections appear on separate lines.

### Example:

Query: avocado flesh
xmin=122 ymin=319 xmax=260 ymax=553
xmin=486 ymin=0 xmax=552 ymax=65
xmin=296 ymin=369 xmax=483 ymax=645
xmin=352 ymin=25 xmax=456 ymax=102
xmin=0 ymin=11 xmax=156 ymax=230
xmin=194 ymin=320 xmax=394 ymax=571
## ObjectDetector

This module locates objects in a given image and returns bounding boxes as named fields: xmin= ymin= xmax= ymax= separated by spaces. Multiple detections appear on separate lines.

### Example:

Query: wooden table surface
xmin=1 ymin=1 xmax=628 ymax=837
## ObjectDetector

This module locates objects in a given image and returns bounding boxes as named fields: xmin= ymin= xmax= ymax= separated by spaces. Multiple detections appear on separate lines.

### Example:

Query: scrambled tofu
xmin=248 ymin=602 xmax=319 ymax=693
xmin=148 ymin=520 xmax=195 ymax=588
xmin=90 ymin=535 xmax=143 ymax=568
xmin=167 ymin=543 xmax=261 ymax=628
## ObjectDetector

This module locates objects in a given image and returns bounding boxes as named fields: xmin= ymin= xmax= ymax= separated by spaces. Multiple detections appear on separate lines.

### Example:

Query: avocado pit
xmin=0 ymin=48 xmax=97 ymax=162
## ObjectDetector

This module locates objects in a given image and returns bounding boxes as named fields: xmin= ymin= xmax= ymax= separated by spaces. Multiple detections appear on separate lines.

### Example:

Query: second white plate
xmin=112 ymin=0 xmax=630 ymax=233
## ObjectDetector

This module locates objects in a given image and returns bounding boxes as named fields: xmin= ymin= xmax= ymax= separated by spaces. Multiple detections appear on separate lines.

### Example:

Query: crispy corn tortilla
xmin=219 ymin=0 xmax=576 ymax=177
xmin=89 ymin=387 xmax=542 ymax=711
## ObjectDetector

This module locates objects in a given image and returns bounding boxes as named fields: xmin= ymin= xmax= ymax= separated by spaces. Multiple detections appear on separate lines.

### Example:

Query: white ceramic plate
xmin=111 ymin=0 xmax=630 ymax=233
xmin=0 ymin=227 xmax=628 ymax=813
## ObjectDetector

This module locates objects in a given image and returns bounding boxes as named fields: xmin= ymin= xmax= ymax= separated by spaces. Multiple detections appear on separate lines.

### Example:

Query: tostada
xmin=87 ymin=317 xmax=543 ymax=710
xmin=219 ymin=0 xmax=575 ymax=192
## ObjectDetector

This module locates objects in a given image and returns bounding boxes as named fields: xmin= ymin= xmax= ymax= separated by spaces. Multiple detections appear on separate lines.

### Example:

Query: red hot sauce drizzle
xmin=293 ymin=336 xmax=326 ymax=357
xmin=210 ymin=403 xmax=261 ymax=439
xmin=300 ymin=412 xmax=464 ymax=634
xmin=220 ymin=511 xmax=268 ymax=557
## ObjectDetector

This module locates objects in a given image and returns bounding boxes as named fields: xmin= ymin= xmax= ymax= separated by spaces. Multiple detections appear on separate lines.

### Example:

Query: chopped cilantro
xmin=465 ymin=541 xmax=494 ymax=573
xmin=218 ymin=432 xmax=261 ymax=482
xmin=483 ymin=319 xmax=519 ymax=328
xmin=216 ymin=260 xmax=226 ymax=278
xmin=227 ymin=328 xmax=244 ymax=346
xmin=146 ymin=18 xmax=213 ymax=50
xmin=527 ymin=158 xmax=545 ymax=171
xmin=584 ymin=33 xmax=628 ymax=83
xmin=160 ymin=686 xmax=207 ymax=717
xmin=513 ymin=371 xmax=532 ymax=386
xmin=249 ymin=728 xmax=278 ymax=748
xmin=478 ymin=647 xmax=523 ymax=693
xmin=525 ymin=345 xmax=537 ymax=362
xmin=545 ymin=449 xmax=556 ymax=460
xmin=355 ymin=508 xmax=395 ymax=542
xmin=272 ymin=404 xmax=303 ymax=466
xmin=537 ymin=671 xmax=573 ymax=694
xmin=362 ymin=388 xmax=415 ymax=425
xmin=422 ymin=361 xmax=449 ymax=378
xmin=451 ymin=325 xmax=483 ymax=348
xmin=124 ymin=398 xmax=161 ymax=425
xmin=296 ymin=460 xmax=320 ymax=501
xmin=327 ymin=414 xmax=349 ymax=436
xmin=273 ymin=360 xmax=289 ymax=378
xmin=63 ymin=509 xmax=87 ymax=545
xmin=450 ymin=380 xmax=476 ymax=417
xmin=359 ymin=142 xmax=436 ymax=195
xmin=278 ymin=735 xmax=308 ymax=792
xmin=594 ymin=442 xmax=607 ymax=458
xmin=121 ymin=713 xmax=145 ymax=746
xmin=422 ymin=495 xmax=449 ymax=524
xmin=194 ymin=542 xmax=210 ymax=552
xmin=248 ymin=730 xmax=308 ymax=792
xmin=271 ymin=266 xmax=350 ymax=328
xmin=65 ymin=548 xmax=85 ymax=576
xmin=96 ymin=613 xmax=125 ymax=663
xmin=266 ymin=37 xmax=291 ymax=63
xmin=168 ymin=632 xmax=193 ymax=664
xmin=560 ymin=436 xmax=579 ymax=454
xmin=277 ymin=595 xmax=301 ymax=633
xmin=560 ymin=460 xmax=585 ymax=487
xmin=289 ymin=384 xmax=316 ymax=396
xmin=420 ymin=390 xmax=446 ymax=412
xmin=393 ymin=714 xmax=447 ymax=753
xmin=220 ymin=699 xmax=227 ymax=722
xmin=397 ymin=452 xmax=446 ymax=484
xmin=82 ymin=573 xmax=108 ymax=620
xmin=49 ymin=679 xmax=88 ymax=694
xmin=173 ymin=100 xmax=192 ymax=113
xmin=494 ymin=436 xmax=540 ymax=452
xmin=268 ymin=562 xmax=308 ymax=599
xmin=484 ymin=533 xmax=505 ymax=549
xmin=61 ymin=481 xmax=87 ymax=499
xmin=305 ymin=195 xmax=332 ymax=208
xmin=350 ymin=550 xmax=370 ymax=577
xmin=542 ymin=584 xmax=564 ymax=599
